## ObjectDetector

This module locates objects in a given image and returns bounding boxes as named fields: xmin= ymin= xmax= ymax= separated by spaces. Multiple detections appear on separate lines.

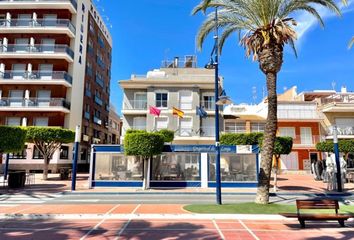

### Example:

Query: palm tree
xmin=193 ymin=0 xmax=346 ymax=204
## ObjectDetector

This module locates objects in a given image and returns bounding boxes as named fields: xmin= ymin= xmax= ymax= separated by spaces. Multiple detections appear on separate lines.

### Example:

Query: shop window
xmin=9 ymin=145 xmax=27 ymax=159
xmin=60 ymin=146 xmax=69 ymax=159
xmin=33 ymin=146 xmax=44 ymax=159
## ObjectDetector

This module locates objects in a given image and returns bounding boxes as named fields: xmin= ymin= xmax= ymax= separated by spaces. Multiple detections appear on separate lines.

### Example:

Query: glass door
xmin=12 ymin=64 xmax=26 ymax=79
xmin=9 ymin=90 xmax=24 ymax=107
xmin=37 ymin=90 xmax=51 ymax=107
xmin=39 ymin=64 xmax=53 ymax=80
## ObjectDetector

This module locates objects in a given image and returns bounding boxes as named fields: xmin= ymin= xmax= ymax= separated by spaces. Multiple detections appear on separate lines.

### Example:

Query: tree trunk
xmin=142 ymin=157 xmax=150 ymax=190
xmin=43 ymin=157 xmax=49 ymax=180
xmin=273 ymin=156 xmax=279 ymax=192
xmin=255 ymin=43 xmax=283 ymax=204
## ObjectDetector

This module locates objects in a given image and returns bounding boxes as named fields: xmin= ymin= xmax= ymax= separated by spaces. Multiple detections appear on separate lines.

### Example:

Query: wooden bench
xmin=283 ymin=199 xmax=353 ymax=228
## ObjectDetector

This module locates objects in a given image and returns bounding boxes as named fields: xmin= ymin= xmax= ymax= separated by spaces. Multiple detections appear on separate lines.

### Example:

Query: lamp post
xmin=71 ymin=125 xmax=81 ymax=191
xmin=333 ymin=125 xmax=342 ymax=192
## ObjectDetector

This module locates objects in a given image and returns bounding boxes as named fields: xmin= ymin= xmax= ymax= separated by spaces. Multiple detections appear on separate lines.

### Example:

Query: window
xmin=34 ymin=117 xmax=48 ymax=126
xmin=251 ymin=122 xmax=265 ymax=133
xmin=179 ymin=117 xmax=193 ymax=136
xmin=225 ymin=122 xmax=246 ymax=133
xmin=33 ymin=146 xmax=44 ymax=159
xmin=279 ymin=127 xmax=296 ymax=138
xmin=156 ymin=93 xmax=168 ymax=108
xmin=133 ymin=117 xmax=146 ymax=130
xmin=155 ymin=117 xmax=168 ymax=130
xmin=6 ymin=117 xmax=21 ymax=126
xmin=9 ymin=145 xmax=27 ymax=159
xmin=179 ymin=91 xmax=192 ymax=110
xmin=60 ymin=146 xmax=69 ymax=159
xmin=300 ymin=127 xmax=313 ymax=144
xmin=94 ymin=109 xmax=101 ymax=118
xmin=134 ymin=92 xmax=147 ymax=109
xmin=203 ymin=95 xmax=215 ymax=110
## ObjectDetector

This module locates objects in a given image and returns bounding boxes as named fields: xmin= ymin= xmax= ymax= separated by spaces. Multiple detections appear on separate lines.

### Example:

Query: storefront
xmin=89 ymin=145 xmax=259 ymax=188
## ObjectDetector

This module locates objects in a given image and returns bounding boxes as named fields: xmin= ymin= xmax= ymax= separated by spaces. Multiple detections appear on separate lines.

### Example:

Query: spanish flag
xmin=173 ymin=107 xmax=184 ymax=118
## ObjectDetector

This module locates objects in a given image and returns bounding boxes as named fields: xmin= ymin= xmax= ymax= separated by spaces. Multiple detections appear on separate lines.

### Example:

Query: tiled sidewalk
xmin=0 ymin=204 xmax=353 ymax=239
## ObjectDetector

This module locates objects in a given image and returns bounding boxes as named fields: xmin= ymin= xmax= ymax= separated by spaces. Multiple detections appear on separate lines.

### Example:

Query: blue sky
xmin=94 ymin=0 xmax=354 ymax=113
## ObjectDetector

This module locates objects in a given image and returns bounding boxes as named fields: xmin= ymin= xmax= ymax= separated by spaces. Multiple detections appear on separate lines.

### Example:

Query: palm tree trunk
xmin=255 ymin=71 xmax=278 ymax=204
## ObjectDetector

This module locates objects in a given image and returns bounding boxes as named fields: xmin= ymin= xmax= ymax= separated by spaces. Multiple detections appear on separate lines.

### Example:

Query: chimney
xmin=341 ymin=86 xmax=347 ymax=93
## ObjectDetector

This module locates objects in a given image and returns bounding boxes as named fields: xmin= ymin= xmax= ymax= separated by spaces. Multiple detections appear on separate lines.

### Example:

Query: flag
xmin=149 ymin=106 xmax=161 ymax=117
xmin=196 ymin=106 xmax=208 ymax=118
xmin=172 ymin=107 xmax=184 ymax=118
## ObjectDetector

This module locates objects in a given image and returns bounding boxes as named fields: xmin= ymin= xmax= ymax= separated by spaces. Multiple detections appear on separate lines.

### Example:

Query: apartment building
xmin=0 ymin=0 xmax=112 ymax=172
xmin=120 ymin=55 xmax=223 ymax=145
xmin=297 ymin=87 xmax=354 ymax=168
xmin=108 ymin=106 xmax=122 ymax=145
xmin=224 ymin=87 xmax=323 ymax=171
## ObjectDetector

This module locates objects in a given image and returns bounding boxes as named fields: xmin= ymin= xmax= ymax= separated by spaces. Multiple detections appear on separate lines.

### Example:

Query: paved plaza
xmin=0 ymin=173 xmax=353 ymax=239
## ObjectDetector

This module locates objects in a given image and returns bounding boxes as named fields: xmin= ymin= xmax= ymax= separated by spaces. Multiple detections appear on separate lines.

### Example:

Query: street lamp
xmin=205 ymin=7 xmax=223 ymax=205
xmin=71 ymin=125 xmax=81 ymax=191
xmin=333 ymin=125 xmax=342 ymax=192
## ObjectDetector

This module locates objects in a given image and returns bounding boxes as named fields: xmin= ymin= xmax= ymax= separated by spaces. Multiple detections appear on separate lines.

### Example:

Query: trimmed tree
xmin=316 ymin=140 xmax=354 ymax=159
xmin=0 ymin=126 xmax=27 ymax=156
xmin=221 ymin=132 xmax=263 ymax=146
xmin=270 ymin=137 xmax=293 ymax=192
xmin=157 ymin=129 xmax=175 ymax=143
xmin=124 ymin=131 xmax=165 ymax=189
xmin=25 ymin=127 xmax=75 ymax=180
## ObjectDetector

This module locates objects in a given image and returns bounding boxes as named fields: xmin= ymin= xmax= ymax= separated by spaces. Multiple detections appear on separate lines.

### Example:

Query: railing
xmin=93 ymin=116 xmax=102 ymax=125
xmin=132 ymin=125 xmax=146 ymax=131
xmin=0 ymin=0 xmax=77 ymax=9
xmin=96 ymin=56 xmax=105 ymax=69
xmin=0 ymin=44 xmax=74 ymax=59
xmin=279 ymin=135 xmax=322 ymax=145
xmin=327 ymin=126 xmax=354 ymax=136
xmin=123 ymin=100 xmax=147 ymax=110
xmin=199 ymin=127 xmax=215 ymax=137
xmin=278 ymin=109 xmax=321 ymax=119
xmin=0 ymin=98 xmax=70 ymax=109
xmin=0 ymin=18 xmax=75 ymax=34
xmin=94 ymin=96 xmax=103 ymax=106
xmin=0 ymin=71 xmax=72 ymax=84
xmin=178 ymin=128 xmax=193 ymax=137
xmin=321 ymin=94 xmax=354 ymax=105
xmin=84 ymin=112 xmax=90 ymax=120
xmin=201 ymin=100 xmax=215 ymax=110
xmin=95 ymin=74 xmax=104 ymax=88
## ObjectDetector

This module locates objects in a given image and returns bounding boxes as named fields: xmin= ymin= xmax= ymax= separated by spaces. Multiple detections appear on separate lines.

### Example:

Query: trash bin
xmin=8 ymin=170 xmax=26 ymax=189
xmin=60 ymin=168 xmax=70 ymax=180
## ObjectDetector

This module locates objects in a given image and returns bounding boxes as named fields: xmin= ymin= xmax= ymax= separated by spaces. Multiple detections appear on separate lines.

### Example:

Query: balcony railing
xmin=132 ymin=125 xmax=146 ymax=131
xmin=201 ymin=100 xmax=215 ymax=110
xmin=0 ymin=98 xmax=70 ymax=110
xmin=224 ymin=126 xmax=247 ymax=134
xmin=93 ymin=116 xmax=102 ymax=125
xmin=199 ymin=127 xmax=215 ymax=137
xmin=123 ymin=100 xmax=148 ymax=110
xmin=0 ymin=18 xmax=75 ymax=34
xmin=321 ymin=94 xmax=354 ymax=105
xmin=0 ymin=71 xmax=72 ymax=84
xmin=0 ymin=0 xmax=77 ymax=9
xmin=0 ymin=44 xmax=74 ymax=59
xmin=178 ymin=128 xmax=193 ymax=137
xmin=94 ymin=96 xmax=103 ymax=106
xmin=327 ymin=126 xmax=354 ymax=136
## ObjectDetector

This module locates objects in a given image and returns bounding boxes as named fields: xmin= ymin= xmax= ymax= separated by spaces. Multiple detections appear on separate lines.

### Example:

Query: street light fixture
xmin=204 ymin=7 xmax=223 ymax=205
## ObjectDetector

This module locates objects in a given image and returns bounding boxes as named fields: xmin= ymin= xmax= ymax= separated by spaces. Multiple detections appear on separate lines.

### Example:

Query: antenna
xmin=252 ymin=86 xmax=257 ymax=104
xmin=331 ymin=81 xmax=336 ymax=91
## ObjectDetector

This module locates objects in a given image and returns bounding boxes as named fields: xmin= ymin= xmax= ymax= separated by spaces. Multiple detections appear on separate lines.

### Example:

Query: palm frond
xmin=349 ymin=37 xmax=354 ymax=49
xmin=193 ymin=0 xmax=344 ymax=59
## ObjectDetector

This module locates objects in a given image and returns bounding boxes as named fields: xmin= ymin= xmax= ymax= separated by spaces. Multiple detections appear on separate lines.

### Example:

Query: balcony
xmin=0 ymin=18 xmax=75 ymax=37
xmin=0 ymin=98 xmax=70 ymax=113
xmin=0 ymin=71 xmax=72 ymax=87
xmin=199 ymin=127 xmax=215 ymax=137
xmin=94 ymin=96 xmax=103 ymax=106
xmin=178 ymin=128 xmax=193 ymax=137
xmin=0 ymin=0 xmax=77 ymax=14
xmin=326 ymin=126 xmax=354 ymax=139
xmin=0 ymin=44 xmax=74 ymax=62
xmin=93 ymin=117 xmax=102 ymax=125
xmin=321 ymin=94 xmax=354 ymax=113
xmin=84 ymin=112 xmax=90 ymax=120
xmin=122 ymin=100 xmax=148 ymax=114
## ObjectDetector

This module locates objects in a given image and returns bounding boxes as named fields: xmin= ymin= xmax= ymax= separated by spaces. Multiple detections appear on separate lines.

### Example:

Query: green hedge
xmin=157 ymin=129 xmax=175 ymax=143
xmin=316 ymin=140 xmax=354 ymax=153
xmin=25 ymin=127 xmax=75 ymax=143
xmin=220 ymin=132 xmax=263 ymax=145
xmin=0 ymin=126 xmax=27 ymax=153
